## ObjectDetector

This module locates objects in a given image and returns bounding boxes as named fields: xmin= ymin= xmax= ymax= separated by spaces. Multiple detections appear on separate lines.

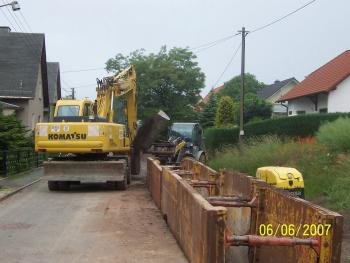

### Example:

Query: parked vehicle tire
xmin=58 ymin=181 xmax=70 ymax=191
xmin=48 ymin=181 xmax=59 ymax=191
xmin=117 ymin=171 xmax=127 ymax=190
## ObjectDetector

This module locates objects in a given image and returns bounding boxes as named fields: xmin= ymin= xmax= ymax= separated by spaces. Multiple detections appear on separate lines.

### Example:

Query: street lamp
xmin=0 ymin=1 xmax=20 ymax=11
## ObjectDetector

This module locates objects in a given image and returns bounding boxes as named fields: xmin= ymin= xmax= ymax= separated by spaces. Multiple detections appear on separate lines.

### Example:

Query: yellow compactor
xmin=35 ymin=66 xmax=168 ymax=191
xmin=256 ymin=167 xmax=305 ymax=198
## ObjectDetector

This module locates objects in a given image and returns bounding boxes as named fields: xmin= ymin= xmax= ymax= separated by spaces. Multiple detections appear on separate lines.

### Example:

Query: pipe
xmin=227 ymin=235 xmax=319 ymax=248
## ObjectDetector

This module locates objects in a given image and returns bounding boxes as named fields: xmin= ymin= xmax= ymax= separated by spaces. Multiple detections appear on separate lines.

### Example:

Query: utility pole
xmin=71 ymin=88 xmax=75 ymax=100
xmin=238 ymin=27 xmax=248 ymax=155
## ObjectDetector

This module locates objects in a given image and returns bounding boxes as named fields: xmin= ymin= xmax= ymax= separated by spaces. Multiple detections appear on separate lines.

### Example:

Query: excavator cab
xmin=52 ymin=99 xmax=101 ymax=122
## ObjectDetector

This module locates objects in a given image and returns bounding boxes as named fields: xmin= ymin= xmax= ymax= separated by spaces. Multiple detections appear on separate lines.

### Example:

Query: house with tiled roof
xmin=257 ymin=77 xmax=299 ymax=115
xmin=278 ymin=50 xmax=350 ymax=116
xmin=201 ymin=85 xmax=224 ymax=104
xmin=0 ymin=26 xmax=61 ymax=129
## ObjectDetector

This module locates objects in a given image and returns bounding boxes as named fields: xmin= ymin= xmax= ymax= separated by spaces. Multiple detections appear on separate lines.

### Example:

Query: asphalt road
xmin=0 ymin=178 xmax=187 ymax=262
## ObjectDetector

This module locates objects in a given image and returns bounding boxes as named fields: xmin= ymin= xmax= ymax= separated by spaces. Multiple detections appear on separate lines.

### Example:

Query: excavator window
xmin=83 ymin=103 xmax=90 ymax=116
xmin=192 ymin=125 xmax=202 ymax=146
xmin=57 ymin=105 xmax=80 ymax=117
xmin=113 ymin=96 xmax=128 ymax=125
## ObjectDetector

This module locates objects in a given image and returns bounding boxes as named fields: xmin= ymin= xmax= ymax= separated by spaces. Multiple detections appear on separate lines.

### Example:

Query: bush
xmin=204 ymin=113 xmax=350 ymax=152
xmin=0 ymin=114 xmax=33 ymax=150
xmin=204 ymin=127 xmax=239 ymax=153
xmin=215 ymin=96 xmax=234 ymax=127
xmin=316 ymin=117 xmax=350 ymax=152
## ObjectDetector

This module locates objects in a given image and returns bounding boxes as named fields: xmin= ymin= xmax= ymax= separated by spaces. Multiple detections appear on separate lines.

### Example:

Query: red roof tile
xmin=202 ymin=85 xmax=224 ymax=103
xmin=278 ymin=50 xmax=350 ymax=101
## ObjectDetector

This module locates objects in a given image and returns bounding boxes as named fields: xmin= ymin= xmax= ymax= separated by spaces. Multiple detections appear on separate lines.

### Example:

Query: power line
xmin=193 ymin=34 xmax=240 ymax=54
xmin=61 ymin=87 xmax=70 ymax=94
xmin=71 ymin=83 xmax=96 ymax=89
xmin=250 ymin=0 xmax=317 ymax=34
xmin=18 ymin=10 xmax=33 ymax=32
xmin=61 ymin=79 xmax=72 ymax=88
xmin=191 ymin=0 xmax=317 ymax=54
xmin=212 ymin=41 xmax=242 ymax=89
xmin=0 ymin=4 xmax=18 ymax=31
xmin=4 ymin=2 xmax=27 ymax=34
xmin=189 ymin=33 xmax=240 ymax=52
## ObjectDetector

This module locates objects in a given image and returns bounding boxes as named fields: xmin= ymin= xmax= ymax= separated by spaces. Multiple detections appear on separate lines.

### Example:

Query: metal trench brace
xmin=172 ymin=170 xmax=194 ymax=177
xmin=188 ymin=179 xmax=216 ymax=190
xmin=209 ymin=194 xmax=321 ymax=257
xmin=206 ymin=195 xmax=257 ymax=208
xmin=225 ymin=232 xmax=321 ymax=256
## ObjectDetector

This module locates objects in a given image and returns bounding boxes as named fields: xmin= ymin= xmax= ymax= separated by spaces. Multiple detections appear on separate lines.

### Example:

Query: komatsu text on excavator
xmin=35 ymin=66 xmax=168 ymax=191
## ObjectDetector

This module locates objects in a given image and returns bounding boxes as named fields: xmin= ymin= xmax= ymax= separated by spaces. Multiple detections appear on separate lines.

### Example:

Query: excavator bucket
xmin=131 ymin=110 xmax=170 ymax=174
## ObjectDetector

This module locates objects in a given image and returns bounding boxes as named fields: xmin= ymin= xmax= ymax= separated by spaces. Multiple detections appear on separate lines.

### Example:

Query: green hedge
xmin=204 ymin=113 xmax=350 ymax=152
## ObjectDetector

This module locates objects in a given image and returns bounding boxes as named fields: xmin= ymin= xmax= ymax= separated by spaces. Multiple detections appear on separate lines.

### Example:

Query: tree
xmin=244 ymin=93 xmax=272 ymax=123
xmin=231 ymin=93 xmax=272 ymax=124
xmin=215 ymin=96 xmax=234 ymax=127
xmin=0 ymin=109 xmax=32 ymax=150
xmin=199 ymin=92 xmax=217 ymax=128
xmin=106 ymin=46 xmax=205 ymax=121
xmin=218 ymin=73 xmax=265 ymax=98
xmin=216 ymin=73 xmax=271 ymax=124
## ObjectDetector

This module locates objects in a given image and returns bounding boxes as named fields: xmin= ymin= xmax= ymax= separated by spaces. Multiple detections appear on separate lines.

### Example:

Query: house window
xmin=319 ymin=108 xmax=328 ymax=113
xmin=288 ymin=111 xmax=292 ymax=115
xmin=296 ymin=111 xmax=306 ymax=115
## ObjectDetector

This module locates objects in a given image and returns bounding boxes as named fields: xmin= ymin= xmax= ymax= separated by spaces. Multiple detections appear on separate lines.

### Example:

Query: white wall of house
xmin=267 ymin=81 xmax=298 ymax=114
xmin=288 ymin=97 xmax=314 ymax=116
xmin=27 ymin=64 xmax=45 ymax=129
xmin=267 ymin=81 xmax=298 ymax=104
xmin=11 ymin=65 xmax=45 ymax=129
xmin=288 ymin=93 xmax=328 ymax=116
xmin=2 ymin=108 xmax=15 ymax=116
xmin=328 ymin=76 xmax=350 ymax=113
xmin=273 ymin=103 xmax=288 ymax=113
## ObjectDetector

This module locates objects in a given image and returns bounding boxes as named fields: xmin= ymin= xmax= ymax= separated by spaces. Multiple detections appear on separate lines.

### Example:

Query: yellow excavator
xmin=35 ymin=66 xmax=168 ymax=191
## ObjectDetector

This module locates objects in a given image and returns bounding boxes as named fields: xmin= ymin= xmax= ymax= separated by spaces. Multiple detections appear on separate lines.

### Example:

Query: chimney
xmin=0 ymin=26 xmax=11 ymax=35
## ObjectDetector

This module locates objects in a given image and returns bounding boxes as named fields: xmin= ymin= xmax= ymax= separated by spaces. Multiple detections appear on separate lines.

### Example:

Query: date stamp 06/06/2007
xmin=258 ymin=224 xmax=332 ymax=237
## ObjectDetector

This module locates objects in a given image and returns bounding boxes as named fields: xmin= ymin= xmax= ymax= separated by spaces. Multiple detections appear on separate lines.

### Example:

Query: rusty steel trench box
xmin=147 ymin=157 xmax=343 ymax=263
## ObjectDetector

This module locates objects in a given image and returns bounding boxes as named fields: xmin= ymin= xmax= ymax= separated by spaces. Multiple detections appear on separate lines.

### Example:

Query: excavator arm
xmin=96 ymin=65 xmax=137 ymax=141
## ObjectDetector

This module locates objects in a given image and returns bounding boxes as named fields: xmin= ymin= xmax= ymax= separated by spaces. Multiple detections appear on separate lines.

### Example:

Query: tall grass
xmin=209 ymin=136 xmax=350 ymax=211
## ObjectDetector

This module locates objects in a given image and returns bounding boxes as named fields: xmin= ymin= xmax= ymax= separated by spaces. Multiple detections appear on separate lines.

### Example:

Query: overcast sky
xmin=1 ymin=0 xmax=349 ymax=99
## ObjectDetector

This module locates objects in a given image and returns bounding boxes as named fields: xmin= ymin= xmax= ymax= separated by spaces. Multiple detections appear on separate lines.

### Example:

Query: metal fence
xmin=0 ymin=148 xmax=48 ymax=176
